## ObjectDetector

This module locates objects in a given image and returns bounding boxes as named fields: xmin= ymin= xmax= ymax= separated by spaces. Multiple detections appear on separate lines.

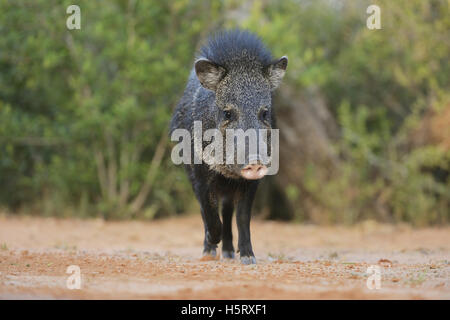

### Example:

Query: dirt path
xmin=0 ymin=213 xmax=449 ymax=299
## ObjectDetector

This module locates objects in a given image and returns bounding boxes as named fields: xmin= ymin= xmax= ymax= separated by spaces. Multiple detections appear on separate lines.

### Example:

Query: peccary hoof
xmin=222 ymin=250 xmax=235 ymax=259
xmin=240 ymin=255 xmax=257 ymax=265
xmin=202 ymin=248 xmax=217 ymax=258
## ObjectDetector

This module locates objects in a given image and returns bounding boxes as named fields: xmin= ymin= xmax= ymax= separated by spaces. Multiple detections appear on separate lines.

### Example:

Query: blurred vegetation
xmin=0 ymin=0 xmax=448 ymax=224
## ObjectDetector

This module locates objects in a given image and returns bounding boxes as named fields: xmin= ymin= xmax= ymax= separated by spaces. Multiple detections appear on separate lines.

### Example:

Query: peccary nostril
xmin=240 ymin=163 xmax=268 ymax=180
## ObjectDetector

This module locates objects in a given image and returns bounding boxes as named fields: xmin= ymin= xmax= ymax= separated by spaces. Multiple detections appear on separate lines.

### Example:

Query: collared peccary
xmin=170 ymin=30 xmax=287 ymax=264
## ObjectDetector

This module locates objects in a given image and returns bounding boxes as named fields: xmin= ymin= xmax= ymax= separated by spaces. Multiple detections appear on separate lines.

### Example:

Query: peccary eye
xmin=261 ymin=109 xmax=269 ymax=122
xmin=223 ymin=110 xmax=233 ymax=121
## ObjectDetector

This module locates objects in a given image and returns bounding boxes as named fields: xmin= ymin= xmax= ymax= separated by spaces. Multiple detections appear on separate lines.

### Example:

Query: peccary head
xmin=195 ymin=30 xmax=288 ymax=180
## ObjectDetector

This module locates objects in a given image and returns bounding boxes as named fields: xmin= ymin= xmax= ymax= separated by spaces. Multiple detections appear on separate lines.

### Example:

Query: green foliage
xmin=243 ymin=0 xmax=449 ymax=225
xmin=0 ymin=0 xmax=222 ymax=218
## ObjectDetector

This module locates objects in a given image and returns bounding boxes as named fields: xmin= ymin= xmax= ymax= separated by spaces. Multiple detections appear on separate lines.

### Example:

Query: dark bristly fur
xmin=170 ymin=29 xmax=287 ymax=264
xmin=199 ymin=29 xmax=274 ymax=69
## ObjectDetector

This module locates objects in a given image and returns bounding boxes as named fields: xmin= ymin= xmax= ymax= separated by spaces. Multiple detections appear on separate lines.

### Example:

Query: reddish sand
xmin=0 ymin=213 xmax=449 ymax=299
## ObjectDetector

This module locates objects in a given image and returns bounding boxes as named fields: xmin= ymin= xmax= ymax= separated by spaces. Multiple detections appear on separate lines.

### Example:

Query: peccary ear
xmin=195 ymin=58 xmax=226 ymax=91
xmin=267 ymin=56 xmax=288 ymax=90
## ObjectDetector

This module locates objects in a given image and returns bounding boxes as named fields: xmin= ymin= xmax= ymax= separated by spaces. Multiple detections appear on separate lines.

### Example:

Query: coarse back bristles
xmin=198 ymin=29 xmax=274 ymax=70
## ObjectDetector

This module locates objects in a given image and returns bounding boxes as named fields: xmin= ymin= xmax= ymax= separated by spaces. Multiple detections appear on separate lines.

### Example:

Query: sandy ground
xmin=0 ymin=213 xmax=449 ymax=299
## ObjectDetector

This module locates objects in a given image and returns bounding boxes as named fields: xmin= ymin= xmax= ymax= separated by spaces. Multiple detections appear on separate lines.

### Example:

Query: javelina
xmin=170 ymin=30 xmax=287 ymax=264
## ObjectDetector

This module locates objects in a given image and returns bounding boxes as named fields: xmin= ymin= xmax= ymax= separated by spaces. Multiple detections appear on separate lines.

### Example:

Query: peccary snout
xmin=241 ymin=162 xmax=268 ymax=180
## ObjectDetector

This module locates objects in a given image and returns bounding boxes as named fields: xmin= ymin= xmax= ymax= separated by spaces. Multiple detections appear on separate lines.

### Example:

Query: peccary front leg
xmin=221 ymin=196 xmax=235 ymax=259
xmin=236 ymin=182 xmax=258 ymax=264
xmin=199 ymin=190 xmax=222 ymax=258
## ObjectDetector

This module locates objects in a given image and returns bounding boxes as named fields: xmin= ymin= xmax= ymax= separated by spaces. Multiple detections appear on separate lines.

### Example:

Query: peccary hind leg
xmin=221 ymin=196 xmax=235 ymax=259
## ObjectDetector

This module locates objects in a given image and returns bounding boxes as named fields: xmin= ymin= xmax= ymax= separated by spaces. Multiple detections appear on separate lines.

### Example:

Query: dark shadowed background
xmin=0 ymin=0 xmax=448 ymax=225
